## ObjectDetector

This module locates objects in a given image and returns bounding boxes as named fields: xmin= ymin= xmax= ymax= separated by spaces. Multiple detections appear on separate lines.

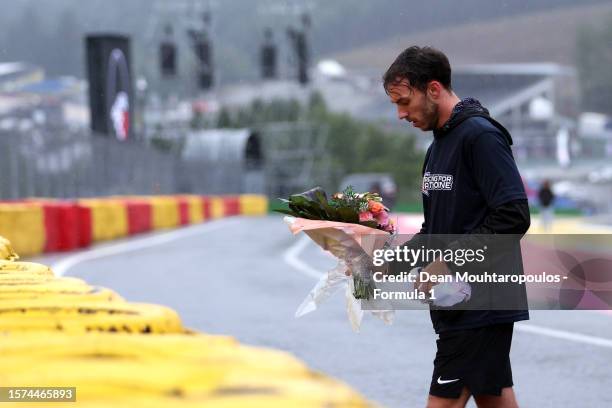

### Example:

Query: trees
xmin=214 ymin=93 xmax=424 ymax=204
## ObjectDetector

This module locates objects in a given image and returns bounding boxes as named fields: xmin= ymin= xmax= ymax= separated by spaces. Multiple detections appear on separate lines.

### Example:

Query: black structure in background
xmin=261 ymin=28 xmax=277 ymax=80
xmin=287 ymin=13 xmax=310 ymax=85
xmin=188 ymin=11 xmax=213 ymax=90
xmin=159 ymin=25 xmax=177 ymax=77
xmin=85 ymin=34 xmax=134 ymax=141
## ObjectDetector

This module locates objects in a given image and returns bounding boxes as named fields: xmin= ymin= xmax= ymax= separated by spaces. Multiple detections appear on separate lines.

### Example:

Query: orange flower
xmin=368 ymin=200 xmax=384 ymax=214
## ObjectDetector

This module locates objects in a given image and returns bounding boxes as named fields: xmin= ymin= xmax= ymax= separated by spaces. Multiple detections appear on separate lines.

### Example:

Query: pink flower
xmin=384 ymin=222 xmax=395 ymax=233
xmin=375 ymin=210 xmax=389 ymax=226
xmin=359 ymin=211 xmax=374 ymax=222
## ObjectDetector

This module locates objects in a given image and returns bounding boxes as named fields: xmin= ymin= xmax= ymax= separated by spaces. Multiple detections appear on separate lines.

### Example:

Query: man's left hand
xmin=417 ymin=259 xmax=451 ymax=293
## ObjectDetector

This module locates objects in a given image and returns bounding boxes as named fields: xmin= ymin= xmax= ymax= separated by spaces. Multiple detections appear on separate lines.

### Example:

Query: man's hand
xmin=346 ymin=258 xmax=388 ymax=277
xmin=414 ymin=258 xmax=451 ymax=294
xmin=344 ymin=250 xmax=376 ymax=277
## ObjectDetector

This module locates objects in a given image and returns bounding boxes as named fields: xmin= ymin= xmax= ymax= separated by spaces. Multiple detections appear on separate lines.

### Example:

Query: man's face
xmin=386 ymin=79 xmax=439 ymax=131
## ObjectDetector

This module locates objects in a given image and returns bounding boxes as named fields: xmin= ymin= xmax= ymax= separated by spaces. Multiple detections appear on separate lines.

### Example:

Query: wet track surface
xmin=36 ymin=216 xmax=612 ymax=407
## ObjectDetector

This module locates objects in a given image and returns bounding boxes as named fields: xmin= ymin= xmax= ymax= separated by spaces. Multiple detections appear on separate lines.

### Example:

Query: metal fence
xmin=0 ymin=127 xmax=178 ymax=199
xmin=0 ymin=121 xmax=333 ymax=200
xmin=256 ymin=121 xmax=333 ymax=198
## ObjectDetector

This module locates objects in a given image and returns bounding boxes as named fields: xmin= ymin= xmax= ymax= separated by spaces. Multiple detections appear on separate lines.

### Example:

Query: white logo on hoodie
xmin=422 ymin=172 xmax=453 ymax=196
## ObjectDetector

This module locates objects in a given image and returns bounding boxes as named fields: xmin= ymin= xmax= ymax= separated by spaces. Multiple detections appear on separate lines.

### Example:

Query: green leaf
xmin=288 ymin=203 xmax=314 ymax=219
xmin=337 ymin=207 xmax=359 ymax=223
xmin=314 ymin=191 xmax=338 ymax=220
xmin=288 ymin=195 xmax=311 ymax=207
xmin=312 ymin=188 xmax=329 ymax=205
xmin=322 ymin=204 xmax=339 ymax=220
xmin=273 ymin=209 xmax=298 ymax=216
xmin=304 ymin=202 xmax=325 ymax=219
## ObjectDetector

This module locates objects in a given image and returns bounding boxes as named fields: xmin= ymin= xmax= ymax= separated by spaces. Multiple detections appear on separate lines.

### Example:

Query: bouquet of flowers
xmin=277 ymin=186 xmax=396 ymax=331
xmin=279 ymin=186 xmax=471 ymax=332
xmin=277 ymin=186 xmax=394 ymax=298
xmin=277 ymin=185 xmax=395 ymax=233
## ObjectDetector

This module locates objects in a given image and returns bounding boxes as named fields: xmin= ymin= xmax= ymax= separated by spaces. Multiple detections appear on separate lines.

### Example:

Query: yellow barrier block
xmin=150 ymin=197 xmax=180 ymax=229
xmin=209 ymin=196 xmax=225 ymax=219
xmin=79 ymin=199 xmax=128 ymax=242
xmin=184 ymin=195 xmax=204 ymax=224
xmin=239 ymin=195 xmax=268 ymax=216
xmin=0 ymin=204 xmax=45 ymax=256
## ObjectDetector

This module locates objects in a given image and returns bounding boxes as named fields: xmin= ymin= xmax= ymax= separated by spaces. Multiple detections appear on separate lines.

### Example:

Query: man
xmin=383 ymin=46 xmax=530 ymax=408
xmin=537 ymin=179 xmax=555 ymax=231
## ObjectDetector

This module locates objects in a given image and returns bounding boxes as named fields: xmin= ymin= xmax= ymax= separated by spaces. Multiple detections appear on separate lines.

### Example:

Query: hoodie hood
xmin=433 ymin=97 xmax=513 ymax=145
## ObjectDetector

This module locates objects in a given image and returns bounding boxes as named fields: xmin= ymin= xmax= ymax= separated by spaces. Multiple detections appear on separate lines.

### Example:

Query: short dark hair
xmin=383 ymin=46 xmax=452 ymax=93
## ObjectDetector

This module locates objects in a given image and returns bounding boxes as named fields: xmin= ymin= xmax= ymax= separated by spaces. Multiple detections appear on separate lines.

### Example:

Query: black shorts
xmin=429 ymin=323 xmax=514 ymax=398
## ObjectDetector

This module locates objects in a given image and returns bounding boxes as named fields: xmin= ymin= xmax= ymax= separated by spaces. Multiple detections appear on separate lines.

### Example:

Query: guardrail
xmin=0 ymin=194 xmax=268 ymax=256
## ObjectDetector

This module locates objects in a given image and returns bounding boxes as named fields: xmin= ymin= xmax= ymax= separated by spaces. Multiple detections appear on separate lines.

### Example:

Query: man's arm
xmin=438 ymin=198 xmax=529 ymax=276
xmin=421 ymin=130 xmax=530 ymax=286
xmin=470 ymin=199 xmax=530 ymax=235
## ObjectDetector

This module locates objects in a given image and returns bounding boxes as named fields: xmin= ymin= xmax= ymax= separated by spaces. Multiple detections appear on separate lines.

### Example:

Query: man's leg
xmin=426 ymin=387 xmax=471 ymax=408
xmin=474 ymin=387 xmax=519 ymax=408
xmin=429 ymin=323 xmax=517 ymax=407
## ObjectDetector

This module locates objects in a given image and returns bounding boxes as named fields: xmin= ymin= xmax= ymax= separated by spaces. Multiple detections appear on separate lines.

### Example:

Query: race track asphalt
xmin=35 ymin=215 xmax=612 ymax=408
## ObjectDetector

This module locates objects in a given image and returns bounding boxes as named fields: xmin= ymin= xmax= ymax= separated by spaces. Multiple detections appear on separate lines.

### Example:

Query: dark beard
xmin=423 ymin=99 xmax=440 ymax=131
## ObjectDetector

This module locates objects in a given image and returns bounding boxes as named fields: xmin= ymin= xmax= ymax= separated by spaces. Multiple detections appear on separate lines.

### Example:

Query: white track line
xmin=283 ymin=233 xmax=612 ymax=348
xmin=515 ymin=323 xmax=612 ymax=349
xmin=52 ymin=218 xmax=238 ymax=276
xmin=283 ymin=234 xmax=323 ymax=279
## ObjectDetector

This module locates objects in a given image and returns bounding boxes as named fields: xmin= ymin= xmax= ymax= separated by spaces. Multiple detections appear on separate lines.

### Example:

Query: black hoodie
xmin=417 ymin=98 xmax=530 ymax=333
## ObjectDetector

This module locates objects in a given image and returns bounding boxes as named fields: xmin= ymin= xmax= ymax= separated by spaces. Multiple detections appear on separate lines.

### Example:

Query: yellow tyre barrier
xmin=0 ymin=274 xmax=56 ymax=284
xmin=0 ymin=274 xmax=122 ymax=302
xmin=0 ymin=301 xmax=183 ymax=334
xmin=0 ymin=332 xmax=237 ymax=360
xmin=0 ymin=260 xmax=53 ymax=276
xmin=0 ymin=276 xmax=86 ymax=289
xmin=0 ymin=235 xmax=19 ymax=260
xmin=0 ymin=332 xmax=373 ymax=408
xmin=0 ymin=235 xmax=373 ymax=407
xmin=0 ymin=286 xmax=122 ymax=302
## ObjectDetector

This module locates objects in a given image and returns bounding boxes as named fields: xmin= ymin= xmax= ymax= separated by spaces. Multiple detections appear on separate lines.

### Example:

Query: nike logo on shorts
xmin=437 ymin=376 xmax=460 ymax=385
